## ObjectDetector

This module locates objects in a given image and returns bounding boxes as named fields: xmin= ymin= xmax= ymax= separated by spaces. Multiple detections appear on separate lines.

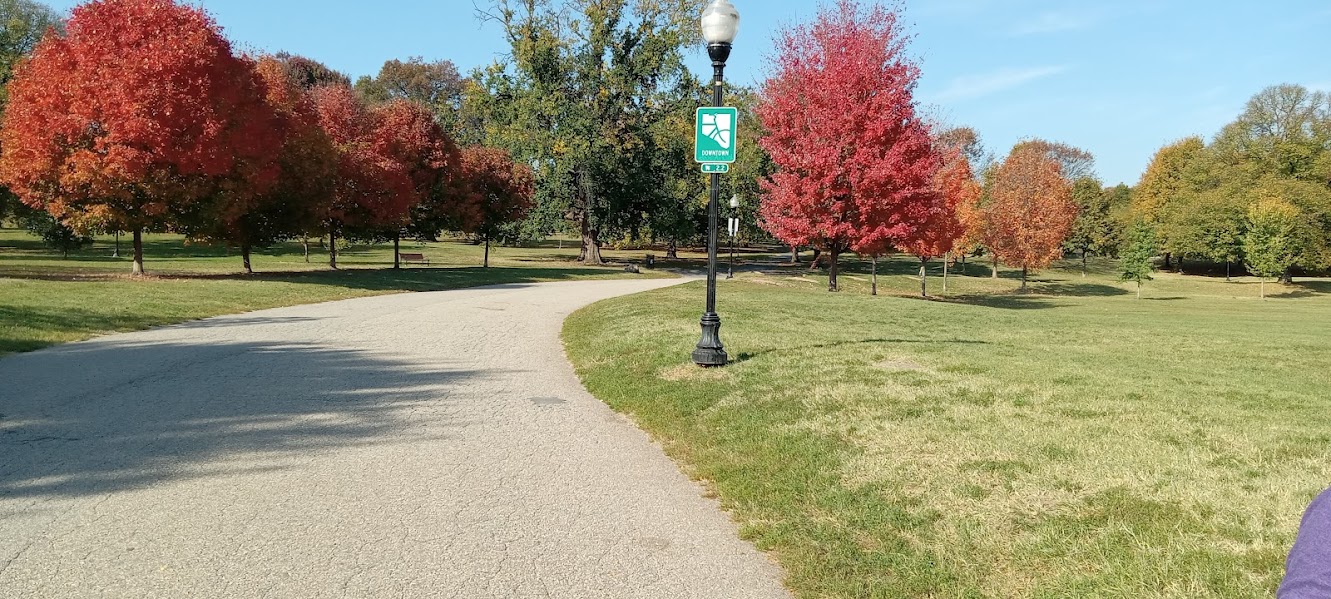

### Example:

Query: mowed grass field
xmin=0 ymin=227 xmax=676 ymax=354
xmin=564 ymin=256 xmax=1331 ymax=598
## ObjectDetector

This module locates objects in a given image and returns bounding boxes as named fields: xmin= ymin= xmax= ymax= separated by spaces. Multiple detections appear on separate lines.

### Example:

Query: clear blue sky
xmin=43 ymin=0 xmax=1331 ymax=185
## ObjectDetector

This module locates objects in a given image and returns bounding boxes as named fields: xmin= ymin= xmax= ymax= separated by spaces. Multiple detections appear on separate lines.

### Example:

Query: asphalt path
xmin=0 ymin=278 xmax=789 ymax=598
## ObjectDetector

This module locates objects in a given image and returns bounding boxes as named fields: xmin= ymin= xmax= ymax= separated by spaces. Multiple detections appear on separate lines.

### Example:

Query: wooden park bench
xmin=399 ymin=253 xmax=430 ymax=266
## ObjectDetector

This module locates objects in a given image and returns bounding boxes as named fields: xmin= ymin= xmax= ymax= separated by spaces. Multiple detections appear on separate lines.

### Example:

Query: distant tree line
xmin=0 ymin=0 xmax=533 ymax=274
xmin=2 ymin=0 xmax=1326 ymax=294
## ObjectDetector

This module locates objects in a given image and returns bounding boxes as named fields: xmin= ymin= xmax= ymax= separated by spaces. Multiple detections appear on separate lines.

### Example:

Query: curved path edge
xmin=0 ymin=278 xmax=790 ymax=598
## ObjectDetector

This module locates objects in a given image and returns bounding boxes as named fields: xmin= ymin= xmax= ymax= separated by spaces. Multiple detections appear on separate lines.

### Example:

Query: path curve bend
xmin=0 ymin=278 xmax=789 ymax=598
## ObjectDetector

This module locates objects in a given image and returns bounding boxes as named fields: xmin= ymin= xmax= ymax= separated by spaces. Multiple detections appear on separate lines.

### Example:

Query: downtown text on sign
xmin=695 ymin=107 xmax=739 ymax=164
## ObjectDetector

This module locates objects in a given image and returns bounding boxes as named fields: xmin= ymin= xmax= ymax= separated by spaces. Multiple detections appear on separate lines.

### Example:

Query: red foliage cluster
xmin=455 ymin=146 xmax=535 ymax=266
xmin=0 ymin=0 xmax=281 ymax=272
xmin=0 ymin=0 xmax=522 ymax=274
xmin=901 ymin=151 xmax=981 ymax=261
xmin=757 ymin=0 xmax=942 ymax=290
xmin=371 ymin=99 xmax=460 ymax=228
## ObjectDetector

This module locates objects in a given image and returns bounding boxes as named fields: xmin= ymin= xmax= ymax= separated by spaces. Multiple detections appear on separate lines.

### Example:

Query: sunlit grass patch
xmin=565 ymin=258 xmax=1331 ymax=598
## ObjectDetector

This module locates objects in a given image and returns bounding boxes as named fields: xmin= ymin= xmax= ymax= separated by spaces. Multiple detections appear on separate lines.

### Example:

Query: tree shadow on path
xmin=0 ymin=337 xmax=489 ymax=500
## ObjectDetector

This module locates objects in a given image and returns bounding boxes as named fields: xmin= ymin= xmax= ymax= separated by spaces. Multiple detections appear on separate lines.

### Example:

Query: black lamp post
xmin=693 ymin=0 xmax=740 ymax=368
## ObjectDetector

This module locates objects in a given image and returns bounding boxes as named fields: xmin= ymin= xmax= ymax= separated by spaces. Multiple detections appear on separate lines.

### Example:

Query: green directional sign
xmin=695 ymin=107 xmax=738 ymax=164
xmin=701 ymin=163 xmax=730 ymax=174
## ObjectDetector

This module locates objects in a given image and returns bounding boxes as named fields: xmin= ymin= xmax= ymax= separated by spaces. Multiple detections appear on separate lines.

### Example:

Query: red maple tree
xmin=757 ymin=0 xmax=940 ymax=292
xmin=0 ymin=0 xmax=281 ymax=274
xmin=985 ymin=145 xmax=1078 ymax=288
xmin=310 ymin=84 xmax=386 ymax=269
xmin=368 ymin=99 xmax=460 ymax=267
xmin=456 ymin=147 xmax=535 ymax=267
xmin=901 ymin=151 xmax=980 ymax=296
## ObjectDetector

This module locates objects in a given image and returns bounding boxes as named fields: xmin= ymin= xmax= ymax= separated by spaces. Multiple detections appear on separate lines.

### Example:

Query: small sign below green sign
xmin=695 ymin=107 xmax=739 ymax=164
xmin=701 ymin=163 xmax=730 ymax=174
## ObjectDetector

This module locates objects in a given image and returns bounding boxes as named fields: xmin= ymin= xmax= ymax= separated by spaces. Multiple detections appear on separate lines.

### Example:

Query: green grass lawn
xmin=0 ymin=227 xmax=677 ymax=354
xmin=563 ymin=255 xmax=1331 ymax=598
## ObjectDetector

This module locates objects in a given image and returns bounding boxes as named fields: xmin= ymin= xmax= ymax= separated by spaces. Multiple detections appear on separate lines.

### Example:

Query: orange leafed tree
xmin=456 ymin=147 xmax=534 ymax=268
xmin=985 ymin=145 xmax=1078 ymax=288
xmin=0 ymin=0 xmax=281 ymax=274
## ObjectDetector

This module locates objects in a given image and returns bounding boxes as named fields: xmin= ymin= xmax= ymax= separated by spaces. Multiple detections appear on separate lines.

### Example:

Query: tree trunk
xmin=580 ymin=219 xmax=604 ymax=265
xmin=1226 ymin=262 xmax=1231 ymax=282
xmin=393 ymin=232 xmax=401 ymax=269
xmin=302 ymin=237 xmax=310 ymax=263
xmin=484 ymin=237 xmax=491 ymax=268
xmin=943 ymin=252 xmax=950 ymax=294
xmin=960 ymin=252 xmax=967 ymax=273
xmin=827 ymin=246 xmax=841 ymax=292
xmin=1177 ymin=256 xmax=1184 ymax=274
xmin=242 ymin=244 xmax=253 ymax=274
xmin=1163 ymin=252 xmax=1172 ymax=269
xmin=920 ymin=260 xmax=928 ymax=298
xmin=666 ymin=239 xmax=678 ymax=259
xmin=992 ymin=255 xmax=999 ymax=279
xmin=810 ymin=248 xmax=823 ymax=271
xmin=112 ymin=231 xmax=120 ymax=258
xmin=1280 ymin=267 xmax=1293 ymax=285
xmin=1082 ymin=248 xmax=1088 ymax=277
xmin=131 ymin=228 xmax=144 ymax=275
xmin=328 ymin=228 xmax=338 ymax=270
xmin=1021 ymin=265 xmax=1028 ymax=290
xmin=1261 ymin=278 xmax=1266 ymax=300
xmin=790 ymin=245 xmax=799 ymax=264
xmin=871 ymin=255 xmax=878 ymax=296
xmin=1137 ymin=280 xmax=1142 ymax=299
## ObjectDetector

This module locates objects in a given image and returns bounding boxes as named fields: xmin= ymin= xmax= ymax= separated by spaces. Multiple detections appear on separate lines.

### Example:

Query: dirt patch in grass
xmin=659 ymin=363 xmax=733 ymax=382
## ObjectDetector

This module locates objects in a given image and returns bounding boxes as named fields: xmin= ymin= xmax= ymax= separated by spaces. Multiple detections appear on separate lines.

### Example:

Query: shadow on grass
xmin=0 ymin=337 xmax=491 ymax=499
xmin=1032 ymin=282 xmax=1131 ymax=297
xmin=1294 ymin=281 xmax=1331 ymax=294
xmin=944 ymin=294 xmax=1061 ymax=310
xmin=734 ymin=337 xmax=989 ymax=363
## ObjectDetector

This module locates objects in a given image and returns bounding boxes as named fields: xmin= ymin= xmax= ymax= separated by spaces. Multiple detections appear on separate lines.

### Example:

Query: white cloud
xmin=933 ymin=66 xmax=1068 ymax=102
xmin=1010 ymin=11 xmax=1097 ymax=36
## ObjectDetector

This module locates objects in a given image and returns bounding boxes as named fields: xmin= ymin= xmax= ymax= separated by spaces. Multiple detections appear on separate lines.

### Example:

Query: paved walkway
xmin=0 ymin=279 xmax=789 ymax=598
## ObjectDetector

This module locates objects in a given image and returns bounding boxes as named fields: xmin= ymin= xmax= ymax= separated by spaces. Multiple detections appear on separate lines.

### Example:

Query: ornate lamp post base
xmin=692 ymin=312 xmax=728 ymax=366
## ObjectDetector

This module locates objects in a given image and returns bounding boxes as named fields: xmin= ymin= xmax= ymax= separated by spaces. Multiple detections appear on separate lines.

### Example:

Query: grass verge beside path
xmin=0 ymin=229 xmax=672 ymax=355
xmin=564 ymin=258 xmax=1331 ymax=598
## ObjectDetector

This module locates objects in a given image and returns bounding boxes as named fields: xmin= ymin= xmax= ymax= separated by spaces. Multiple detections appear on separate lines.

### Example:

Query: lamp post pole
xmin=727 ymin=195 xmax=739 ymax=280
xmin=693 ymin=0 xmax=739 ymax=367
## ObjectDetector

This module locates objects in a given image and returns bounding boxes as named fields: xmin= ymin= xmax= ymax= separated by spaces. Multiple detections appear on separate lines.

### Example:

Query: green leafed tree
xmin=0 ymin=0 xmax=61 ymax=108
xmin=355 ymin=57 xmax=466 ymax=135
xmin=16 ymin=203 xmax=92 ymax=257
xmin=1243 ymin=197 xmax=1301 ymax=299
xmin=1065 ymin=176 xmax=1118 ymax=275
xmin=1119 ymin=222 xmax=1157 ymax=299
xmin=1213 ymin=84 xmax=1330 ymax=183
xmin=473 ymin=0 xmax=694 ymax=264
xmin=0 ymin=0 xmax=62 ymax=219
xmin=1133 ymin=137 xmax=1206 ymax=268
